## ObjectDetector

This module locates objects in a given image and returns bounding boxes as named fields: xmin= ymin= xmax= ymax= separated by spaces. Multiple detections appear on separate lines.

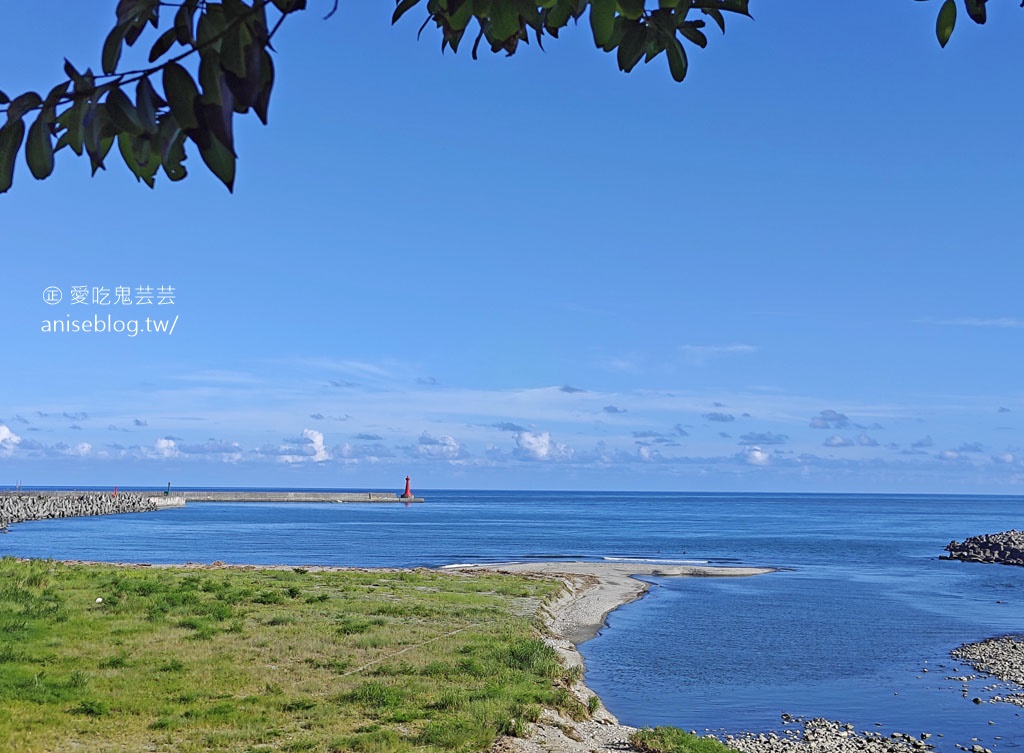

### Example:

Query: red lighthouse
xmin=401 ymin=476 xmax=413 ymax=499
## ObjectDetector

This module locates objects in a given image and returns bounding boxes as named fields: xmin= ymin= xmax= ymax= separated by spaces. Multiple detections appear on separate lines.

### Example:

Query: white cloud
xmin=514 ymin=431 xmax=573 ymax=462
xmin=177 ymin=439 xmax=244 ymax=462
xmin=304 ymin=429 xmax=330 ymax=462
xmin=810 ymin=410 xmax=850 ymax=429
xmin=740 ymin=446 xmax=771 ymax=466
xmin=266 ymin=429 xmax=332 ymax=464
xmin=857 ymin=433 xmax=879 ymax=447
xmin=739 ymin=432 xmax=788 ymax=446
xmin=993 ymin=453 xmax=1017 ymax=464
xmin=680 ymin=344 xmax=758 ymax=366
xmin=337 ymin=443 xmax=395 ymax=462
xmin=922 ymin=317 xmax=1024 ymax=329
xmin=824 ymin=435 xmax=853 ymax=447
xmin=413 ymin=432 xmax=466 ymax=460
xmin=703 ymin=412 xmax=735 ymax=423
xmin=0 ymin=424 xmax=22 ymax=456
xmin=153 ymin=437 xmax=180 ymax=458
xmin=601 ymin=356 xmax=640 ymax=373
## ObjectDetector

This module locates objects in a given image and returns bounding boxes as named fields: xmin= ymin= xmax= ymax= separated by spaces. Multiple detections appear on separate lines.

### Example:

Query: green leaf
xmin=163 ymin=62 xmax=200 ymax=130
xmin=197 ymin=132 xmax=235 ymax=191
xmin=614 ymin=0 xmax=638 ymax=19
xmin=102 ymin=25 xmax=127 ymax=75
xmin=253 ymin=50 xmax=274 ymax=124
xmin=158 ymin=117 xmax=188 ymax=182
xmin=223 ymin=0 xmax=250 ymax=19
xmin=8 ymin=92 xmax=42 ymax=121
xmin=149 ymin=27 xmax=178 ymax=62
xmin=700 ymin=7 xmax=725 ymax=33
xmin=590 ymin=0 xmax=616 ymax=47
xmin=136 ymin=77 xmax=160 ymax=133
xmin=665 ymin=33 xmax=688 ymax=81
xmin=545 ymin=0 xmax=573 ymax=31
xmin=448 ymin=0 xmax=474 ymax=32
xmin=106 ymin=87 xmax=145 ymax=134
xmin=644 ymin=37 xmax=664 ymax=62
xmin=678 ymin=22 xmax=708 ymax=48
xmin=936 ymin=0 xmax=956 ymax=47
xmin=26 ymin=112 xmax=55 ymax=180
xmin=199 ymin=94 xmax=236 ymax=156
xmin=64 ymin=61 xmax=95 ymax=96
xmin=174 ymin=1 xmax=197 ymax=44
xmin=616 ymin=20 xmax=647 ymax=72
xmin=617 ymin=0 xmax=645 ymax=21
xmin=392 ymin=0 xmax=422 ymax=24
xmin=83 ymin=104 xmax=115 ymax=174
xmin=196 ymin=5 xmax=228 ymax=48
xmin=43 ymin=82 xmax=70 ymax=111
xmin=117 ymin=130 xmax=141 ymax=175
xmin=0 ymin=117 xmax=25 ymax=193
xmin=120 ymin=132 xmax=161 ymax=188
xmin=692 ymin=0 xmax=749 ymax=18
xmin=601 ymin=15 xmax=627 ymax=52
xmin=491 ymin=0 xmax=522 ymax=39
xmin=55 ymin=99 xmax=87 ymax=156
xmin=199 ymin=51 xmax=224 ymax=106
xmin=116 ymin=0 xmax=157 ymax=25
xmin=965 ymin=0 xmax=986 ymax=24
xmin=221 ymin=22 xmax=253 ymax=78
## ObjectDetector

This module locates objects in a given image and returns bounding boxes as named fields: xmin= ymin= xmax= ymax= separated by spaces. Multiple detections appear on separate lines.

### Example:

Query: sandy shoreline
xmin=454 ymin=561 xmax=775 ymax=645
xmin=450 ymin=561 xmax=775 ymax=753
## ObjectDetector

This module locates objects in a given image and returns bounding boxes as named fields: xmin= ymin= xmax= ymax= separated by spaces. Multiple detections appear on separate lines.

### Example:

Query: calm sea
xmin=3 ymin=490 xmax=1024 ymax=751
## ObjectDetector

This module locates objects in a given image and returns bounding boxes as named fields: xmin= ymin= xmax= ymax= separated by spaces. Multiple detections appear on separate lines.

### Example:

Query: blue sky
xmin=1 ymin=2 xmax=1022 ymax=492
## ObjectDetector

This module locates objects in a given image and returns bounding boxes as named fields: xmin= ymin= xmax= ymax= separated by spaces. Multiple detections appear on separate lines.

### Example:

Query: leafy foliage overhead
xmin=0 ymin=0 xmax=1010 ymax=194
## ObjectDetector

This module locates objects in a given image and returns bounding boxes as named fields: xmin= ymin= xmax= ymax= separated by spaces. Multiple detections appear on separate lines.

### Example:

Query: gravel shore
xmin=951 ymin=635 xmax=1024 ymax=708
xmin=722 ymin=717 xmax=936 ymax=753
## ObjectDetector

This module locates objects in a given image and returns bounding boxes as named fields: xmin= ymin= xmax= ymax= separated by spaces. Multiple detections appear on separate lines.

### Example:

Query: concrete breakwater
xmin=180 ymin=491 xmax=424 ymax=503
xmin=0 ymin=492 xmax=184 ymax=528
xmin=943 ymin=530 xmax=1024 ymax=567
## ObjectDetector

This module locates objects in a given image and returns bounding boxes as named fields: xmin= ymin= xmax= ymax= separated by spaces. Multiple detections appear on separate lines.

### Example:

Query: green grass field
xmin=0 ymin=557 xmax=584 ymax=753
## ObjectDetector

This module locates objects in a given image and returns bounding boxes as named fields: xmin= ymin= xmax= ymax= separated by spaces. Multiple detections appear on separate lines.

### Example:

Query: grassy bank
xmin=0 ymin=558 xmax=582 ymax=753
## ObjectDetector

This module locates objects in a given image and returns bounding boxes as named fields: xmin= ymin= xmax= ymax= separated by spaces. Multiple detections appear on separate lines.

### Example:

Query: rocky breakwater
xmin=0 ymin=491 xmax=183 ymax=528
xmin=943 ymin=530 xmax=1024 ymax=566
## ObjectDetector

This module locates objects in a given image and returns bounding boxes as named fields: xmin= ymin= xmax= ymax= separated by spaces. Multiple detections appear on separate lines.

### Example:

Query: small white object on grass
xmin=95 ymin=597 xmax=103 ymax=603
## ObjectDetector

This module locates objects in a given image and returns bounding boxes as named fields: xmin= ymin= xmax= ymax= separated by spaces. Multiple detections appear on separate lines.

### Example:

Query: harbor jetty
xmin=0 ymin=487 xmax=424 ymax=530
xmin=179 ymin=491 xmax=424 ymax=503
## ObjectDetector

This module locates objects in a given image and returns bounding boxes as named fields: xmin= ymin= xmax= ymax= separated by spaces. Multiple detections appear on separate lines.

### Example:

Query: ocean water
xmin=3 ymin=490 xmax=1024 ymax=751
